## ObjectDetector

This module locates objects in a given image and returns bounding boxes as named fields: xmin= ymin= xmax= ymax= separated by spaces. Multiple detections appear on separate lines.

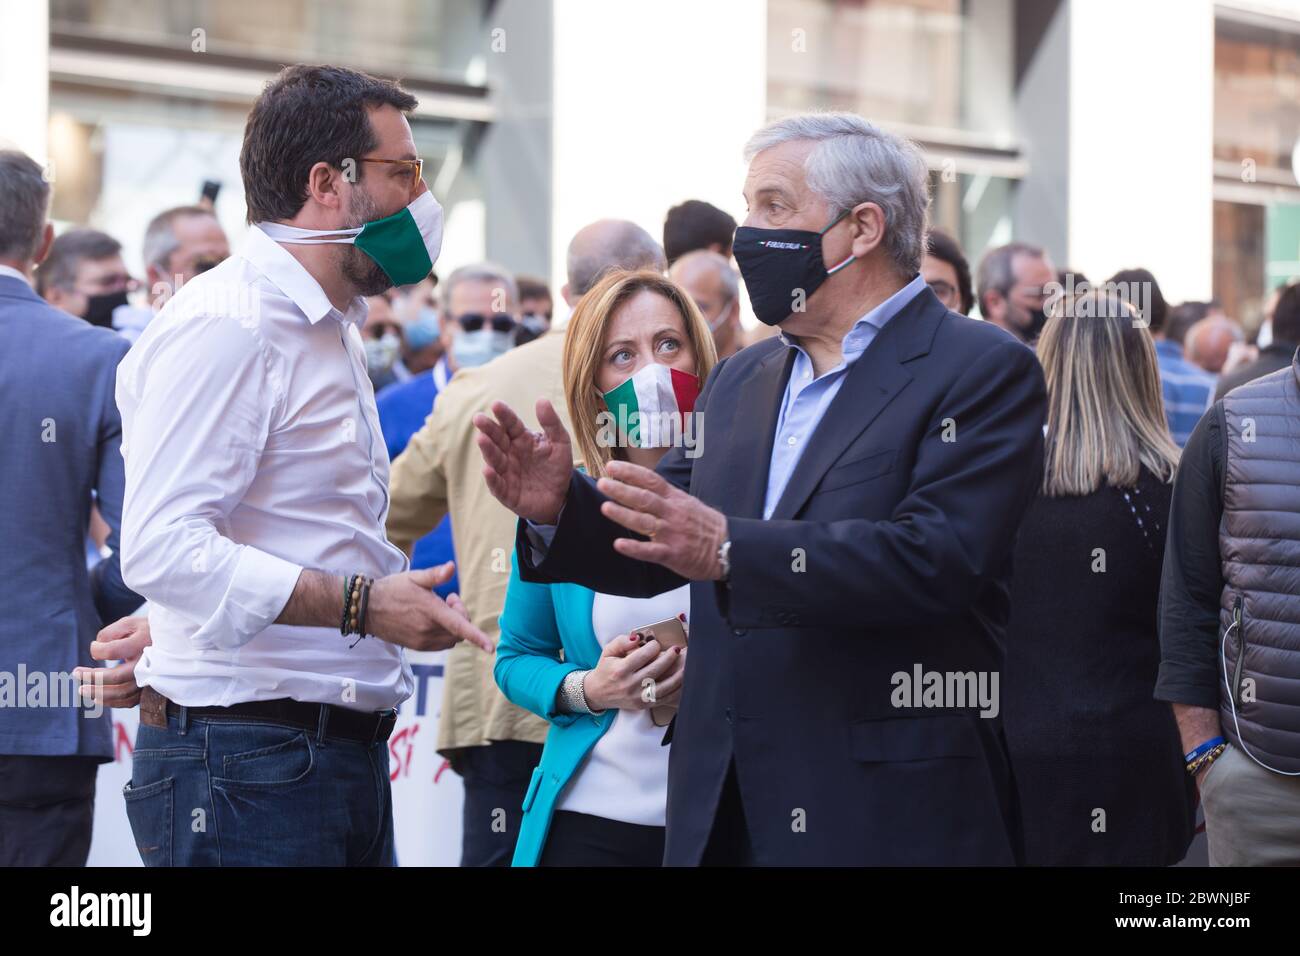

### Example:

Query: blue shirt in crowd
xmin=374 ymin=358 xmax=459 ymax=598
xmin=1154 ymin=339 xmax=1215 ymax=447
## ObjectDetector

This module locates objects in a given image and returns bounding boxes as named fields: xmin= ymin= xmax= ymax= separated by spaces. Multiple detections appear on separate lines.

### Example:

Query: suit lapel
xmin=719 ymin=345 xmax=796 ymax=518
xmin=770 ymin=289 xmax=944 ymax=520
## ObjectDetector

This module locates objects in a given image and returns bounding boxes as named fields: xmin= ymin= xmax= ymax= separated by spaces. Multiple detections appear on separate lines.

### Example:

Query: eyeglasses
xmin=358 ymin=157 xmax=424 ymax=187
xmin=455 ymin=313 xmax=517 ymax=333
xmin=927 ymin=279 xmax=957 ymax=302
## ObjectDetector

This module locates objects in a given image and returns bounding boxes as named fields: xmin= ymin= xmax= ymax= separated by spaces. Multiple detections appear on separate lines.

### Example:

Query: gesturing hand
xmin=596 ymin=459 xmax=729 ymax=580
xmin=75 ymin=615 xmax=153 ymax=709
xmin=368 ymin=563 xmax=494 ymax=653
xmin=473 ymin=399 xmax=574 ymax=525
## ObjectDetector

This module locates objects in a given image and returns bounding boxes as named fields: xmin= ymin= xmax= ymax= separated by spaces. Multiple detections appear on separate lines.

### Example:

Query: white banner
xmin=88 ymin=648 xmax=463 ymax=866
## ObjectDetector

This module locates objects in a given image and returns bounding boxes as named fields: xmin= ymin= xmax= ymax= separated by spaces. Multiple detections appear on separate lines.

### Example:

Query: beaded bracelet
xmin=340 ymin=573 xmax=360 ymax=635
xmin=1187 ymin=743 xmax=1227 ymax=776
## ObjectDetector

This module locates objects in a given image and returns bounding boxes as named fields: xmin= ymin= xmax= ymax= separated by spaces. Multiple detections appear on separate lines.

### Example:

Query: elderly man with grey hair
xmin=476 ymin=111 xmax=1047 ymax=865
xmin=670 ymin=249 xmax=743 ymax=359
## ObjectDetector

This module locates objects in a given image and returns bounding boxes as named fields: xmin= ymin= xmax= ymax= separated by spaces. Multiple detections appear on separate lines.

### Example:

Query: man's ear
xmin=305 ymin=160 xmax=346 ymax=213
xmin=32 ymin=222 xmax=54 ymax=267
xmin=561 ymin=283 xmax=574 ymax=308
xmin=847 ymin=202 xmax=886 ymax=259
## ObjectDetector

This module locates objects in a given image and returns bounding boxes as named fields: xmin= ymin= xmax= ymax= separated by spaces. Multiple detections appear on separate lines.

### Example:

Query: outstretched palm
xmin=473 ymin=398 xmax=574 ymax=524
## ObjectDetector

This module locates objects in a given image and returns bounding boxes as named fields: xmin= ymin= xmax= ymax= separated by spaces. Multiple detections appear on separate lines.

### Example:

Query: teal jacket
xmin=494 ymin=557 xmax=617 ymax=867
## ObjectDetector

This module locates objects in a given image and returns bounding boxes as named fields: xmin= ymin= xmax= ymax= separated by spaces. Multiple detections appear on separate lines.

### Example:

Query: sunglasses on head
xmin=455 ymin=313 xmax=517 ymax=333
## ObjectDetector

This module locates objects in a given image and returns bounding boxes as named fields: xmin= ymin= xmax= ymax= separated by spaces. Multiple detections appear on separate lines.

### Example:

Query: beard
xmin=339 ymin=186 xmax=394 ymax=296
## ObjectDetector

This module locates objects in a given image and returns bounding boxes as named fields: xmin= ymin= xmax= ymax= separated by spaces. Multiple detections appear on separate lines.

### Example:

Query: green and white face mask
xmin=257 ymin=189 xmax=443 ymax=288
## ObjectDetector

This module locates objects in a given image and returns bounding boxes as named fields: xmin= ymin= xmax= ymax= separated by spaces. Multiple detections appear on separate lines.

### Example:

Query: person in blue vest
xmin=494 ymin=268 xmax=717 ymax=866
xmin=376 ymin=263 xmax=520 ymax=598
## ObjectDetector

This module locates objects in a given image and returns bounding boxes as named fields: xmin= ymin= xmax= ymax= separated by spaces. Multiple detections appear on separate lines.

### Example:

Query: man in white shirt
xmin=115 ymin=63 xmax=490 ymax=867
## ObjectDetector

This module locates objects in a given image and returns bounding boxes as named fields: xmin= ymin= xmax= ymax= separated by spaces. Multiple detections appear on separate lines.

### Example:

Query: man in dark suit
xmin=474 ymin=113 xmax=1047 ymax=865
xmin=0 ymin=149 xmax=141 ymax=865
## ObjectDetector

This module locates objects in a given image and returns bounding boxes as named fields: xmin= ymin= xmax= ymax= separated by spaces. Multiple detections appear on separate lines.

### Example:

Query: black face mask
xmin=514 ymin=313 xmax=549 ymax=347
xmin=732 ymin=210 xmax=855 ymax=326
xmin=1023 ymin=305 xmax=1049 ymax=342
xmin=83 ymin=290 xmax=129 ymax=329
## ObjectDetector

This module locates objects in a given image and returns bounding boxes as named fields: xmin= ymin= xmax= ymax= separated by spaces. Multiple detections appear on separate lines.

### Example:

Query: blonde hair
xmin=1037 ymin=290 xmax=1180 ymax=497
xmin=563 ymin=268 xmax=718 ymax=479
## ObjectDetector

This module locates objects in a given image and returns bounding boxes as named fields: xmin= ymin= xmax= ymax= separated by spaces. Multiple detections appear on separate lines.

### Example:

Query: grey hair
xmin=566 ymin=221 xmax=666 ymax=297
xmin=34 ymin=228 xmax=122 ymax=297
xmin=743 ymin=112 xmax=930 ymax=276
xmin=143 ymin=205 xmax=217 ymax=272
xmin=670 ymin=249 xmax=739 ymax=302
xmin=0 ymin=150 xmax=51 ymax=264
xmin=975 ymin=242 xmax=1046 ymax=314
xmin=440 ymin=261 xmax=518 ymax=314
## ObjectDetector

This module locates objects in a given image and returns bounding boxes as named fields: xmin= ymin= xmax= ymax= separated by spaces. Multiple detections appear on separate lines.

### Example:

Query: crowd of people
xmin=2 ymin=61 xmax=1299 ymax=868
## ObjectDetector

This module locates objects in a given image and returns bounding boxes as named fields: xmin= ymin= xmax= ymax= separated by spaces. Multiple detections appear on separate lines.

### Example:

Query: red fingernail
xmin=678 ymin=613 xmax=686 ymax=622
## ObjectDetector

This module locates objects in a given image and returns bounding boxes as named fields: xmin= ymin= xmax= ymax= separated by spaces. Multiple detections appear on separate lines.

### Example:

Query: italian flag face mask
xmin=257 ymin=189 xmax=444 ymax=288
xmin=601 ymin=363 xmax=701 ymax=448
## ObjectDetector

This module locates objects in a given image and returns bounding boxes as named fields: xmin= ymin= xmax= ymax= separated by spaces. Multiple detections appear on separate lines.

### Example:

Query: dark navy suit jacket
xmin=0 ymin=274 xmax=140 ymax=758
xmin=517 ymin=287 xmax=1047 ymax=865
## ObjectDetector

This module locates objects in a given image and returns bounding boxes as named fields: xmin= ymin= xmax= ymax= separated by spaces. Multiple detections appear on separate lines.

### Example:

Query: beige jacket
xmin=386 ymin=330 xmax=573 ymax=753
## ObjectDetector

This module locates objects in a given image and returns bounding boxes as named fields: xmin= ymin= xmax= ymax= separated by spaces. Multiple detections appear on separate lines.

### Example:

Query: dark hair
xmin=663 ymin=199 xmax=737 ymax=266
xmin=516 ymin=274 xmax=551 ymax=303
xmin=1165 ymin=300 xmax=1214 ymax=345
xmin=0 ymin=150 xmax=51 ymax=264
xmin=924 ymin=229 xmax=973 ymax=314
xmin=240 ymin=64 xmax=418 ymax=224
xmin=35 ymin=228 xmax=122 ymax=296
xmin=1107 ymin=268 xmax=1167 ymax=334
xmin=1272 ymin=282 xmax=1300 ymax=345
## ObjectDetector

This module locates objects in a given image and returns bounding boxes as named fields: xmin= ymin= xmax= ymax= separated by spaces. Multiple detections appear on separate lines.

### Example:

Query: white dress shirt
xmin=0 ymin=264 xmax=30 ymax=283
xmin=117 ymin=225 xmax=412 ymax=712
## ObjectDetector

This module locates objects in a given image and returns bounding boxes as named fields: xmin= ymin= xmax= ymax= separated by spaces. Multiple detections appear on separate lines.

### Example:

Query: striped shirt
xmin=1155 ymin=339 xmax=1215 ymax=447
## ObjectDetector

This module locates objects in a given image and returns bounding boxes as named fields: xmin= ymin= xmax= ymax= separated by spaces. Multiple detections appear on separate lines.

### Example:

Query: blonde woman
xmin=1003 ymin=290 xmax=1196 ymax=865
xmin=494 ymin=269 xmax=717 ymax=866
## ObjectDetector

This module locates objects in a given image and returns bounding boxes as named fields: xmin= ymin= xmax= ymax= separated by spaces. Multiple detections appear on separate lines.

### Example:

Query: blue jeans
xmin=124 ymin=709 xmax=395 ymax=866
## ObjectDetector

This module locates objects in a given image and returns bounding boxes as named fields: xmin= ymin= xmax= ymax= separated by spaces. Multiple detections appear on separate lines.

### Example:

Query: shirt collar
xmin=0 ymin=264 xmax=31 ymax=285
xmin=779 ymin=272 xmax=927 ymax=362
xmin=1154 ymin=338 xmax=1184 ymax=359
xmin=240 ymin=224 xmax=366 ymax=326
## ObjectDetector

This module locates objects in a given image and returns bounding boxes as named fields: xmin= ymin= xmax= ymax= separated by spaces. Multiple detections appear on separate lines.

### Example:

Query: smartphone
xmin=200 ymin=180 xmax=222 ymax=205
xmin=634 ymin=616 xmax=688 ymax=650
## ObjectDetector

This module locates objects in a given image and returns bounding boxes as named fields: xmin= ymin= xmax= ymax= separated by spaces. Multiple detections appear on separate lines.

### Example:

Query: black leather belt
xmin=139 ymin=686 xmax=396 ymax=745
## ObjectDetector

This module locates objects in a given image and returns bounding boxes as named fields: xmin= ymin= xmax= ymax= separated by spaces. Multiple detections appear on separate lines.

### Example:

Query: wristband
xmin=1185 ymin=736 xmax=1226 ymax=764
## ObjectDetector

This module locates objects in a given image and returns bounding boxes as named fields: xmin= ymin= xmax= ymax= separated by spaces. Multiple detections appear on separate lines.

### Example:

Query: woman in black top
xmin=1004 ymin=289 xmax=1197 ymax=865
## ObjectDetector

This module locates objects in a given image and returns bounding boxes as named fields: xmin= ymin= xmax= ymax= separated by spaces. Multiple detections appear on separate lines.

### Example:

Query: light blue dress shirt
xmin=762 ymin=274 xmax=927 ymax=518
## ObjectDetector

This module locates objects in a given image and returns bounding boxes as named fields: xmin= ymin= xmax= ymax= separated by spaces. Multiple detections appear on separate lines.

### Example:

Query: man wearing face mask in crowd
xmin=669 ymin=249 xmax=743 ymax=359
xmin=394 ymin=271 xmax=443 ymax=376
xmin=438 ymin=262 xmax=520 ymax=373
xmin=36 ymin=229 xmax=139 ymax=333
xmin=975 ymin=241 xmax=1055 ymax=347
xmin=361 ymin=291 xmax=405 ymax=391
xmin=514 ymin=275 xmax=553 ymax=347
xmin=105 ymin=205 xmax=233 ymax=344
xmin=107 ymin=64 xmax=491 ymax=867
xmin=476 ymin=112 xmax=1047 ymax=866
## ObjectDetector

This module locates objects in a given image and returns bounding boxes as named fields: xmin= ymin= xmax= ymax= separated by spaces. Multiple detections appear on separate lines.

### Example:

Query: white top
xmin=118 ymin=225 xmax=412 ymax=712
xmin=555 ymin=584 xmax=689 ymax=827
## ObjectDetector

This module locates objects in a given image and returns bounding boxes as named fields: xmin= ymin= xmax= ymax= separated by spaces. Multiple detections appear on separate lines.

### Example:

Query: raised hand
xmin=367 ymin=562 xmax=495 ymax=653
xmin=473 ymin=398 xmax=574 ymax=525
